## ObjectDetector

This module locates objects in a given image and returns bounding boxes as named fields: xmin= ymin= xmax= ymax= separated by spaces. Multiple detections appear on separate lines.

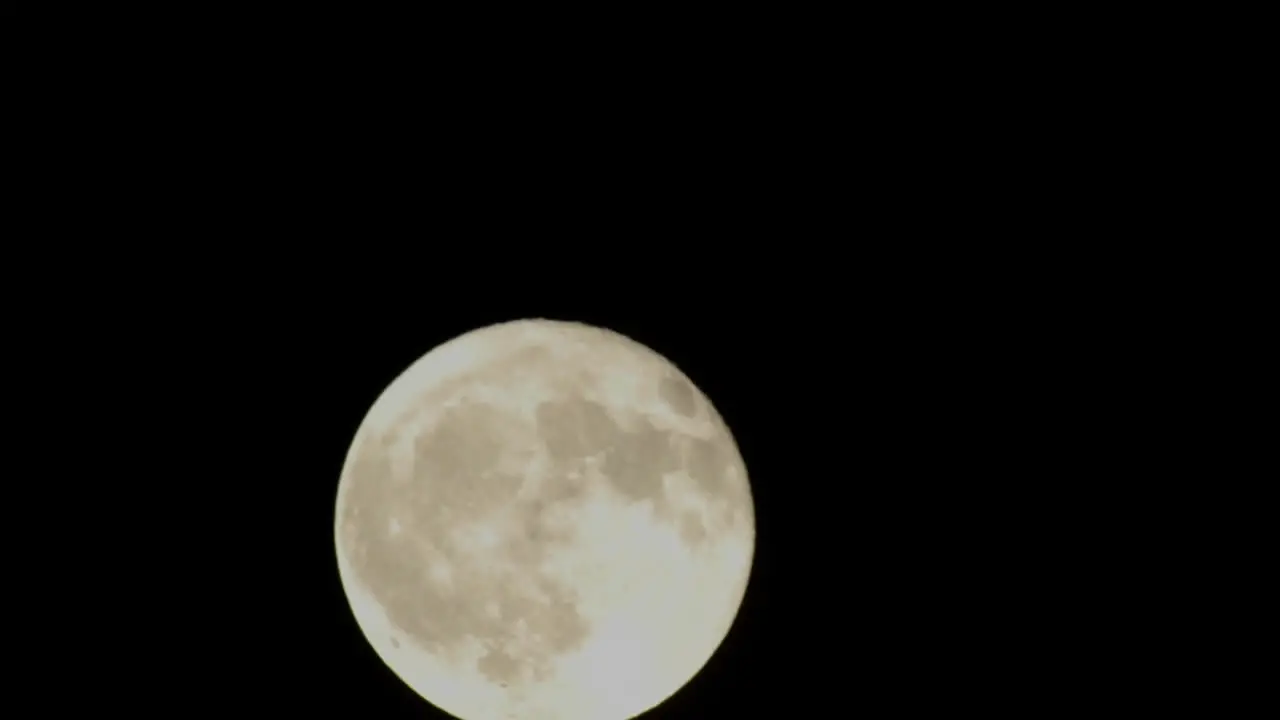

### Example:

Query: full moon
xmin=334 ymin=319 xmax=755 ymax=720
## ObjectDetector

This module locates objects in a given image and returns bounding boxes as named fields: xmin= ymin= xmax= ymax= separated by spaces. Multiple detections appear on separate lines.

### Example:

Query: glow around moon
xmin=334 ymin=319 xmax=755 ymax=720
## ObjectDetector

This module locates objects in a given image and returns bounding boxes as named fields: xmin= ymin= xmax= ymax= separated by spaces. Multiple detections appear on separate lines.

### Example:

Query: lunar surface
xmin=334 ymin=319 xmax=754 ymax=720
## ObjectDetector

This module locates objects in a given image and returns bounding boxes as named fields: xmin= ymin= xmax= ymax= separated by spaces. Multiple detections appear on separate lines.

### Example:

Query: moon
xmin=334 ymin=319 xmax=755 ymax=720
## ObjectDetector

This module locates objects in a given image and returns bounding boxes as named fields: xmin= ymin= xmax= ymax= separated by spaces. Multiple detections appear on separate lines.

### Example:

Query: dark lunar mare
xmin=341 ymin=399 xmax=594 ymax=687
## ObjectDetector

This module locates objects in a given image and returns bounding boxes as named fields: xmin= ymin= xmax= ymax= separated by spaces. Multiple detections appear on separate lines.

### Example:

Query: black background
xmin=6 ymin=19 xmax=1115 ymax=711
xmin=3 ymin=2 xmax=1224 ymax=710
